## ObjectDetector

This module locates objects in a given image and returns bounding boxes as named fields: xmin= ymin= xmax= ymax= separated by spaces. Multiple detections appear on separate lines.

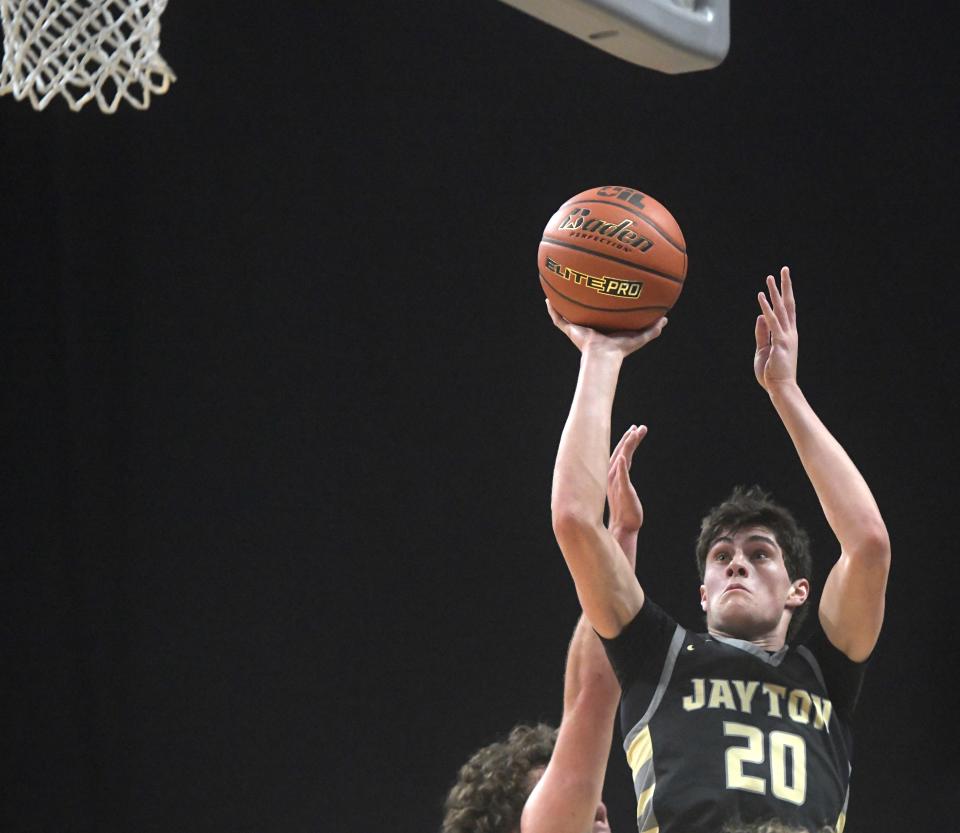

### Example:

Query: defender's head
xmin=441 ymin=724 xmax=557 ymax=833
xmin=441 ymin=724 xmax=610 ymax=833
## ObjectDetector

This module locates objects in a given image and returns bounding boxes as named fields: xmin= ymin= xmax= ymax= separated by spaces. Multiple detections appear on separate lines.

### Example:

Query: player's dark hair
xmin=696 ymin=485 xmax=812 ymax=639
xmin=441 ymin=723 xmax=557 ymax=833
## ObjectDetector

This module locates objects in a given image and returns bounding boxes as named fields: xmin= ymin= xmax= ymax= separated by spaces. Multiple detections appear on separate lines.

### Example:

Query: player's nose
xmin=726 ymin=552 xmax=749 ymax=576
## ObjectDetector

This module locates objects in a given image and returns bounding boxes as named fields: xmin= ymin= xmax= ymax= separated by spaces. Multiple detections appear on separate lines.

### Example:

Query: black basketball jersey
xmin=601 ymin=598 xmax=867 ymax=833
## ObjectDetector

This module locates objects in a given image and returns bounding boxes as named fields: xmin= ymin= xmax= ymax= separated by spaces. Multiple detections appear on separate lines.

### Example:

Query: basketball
xmin=538 ymin=185 xmax=687 ymax=331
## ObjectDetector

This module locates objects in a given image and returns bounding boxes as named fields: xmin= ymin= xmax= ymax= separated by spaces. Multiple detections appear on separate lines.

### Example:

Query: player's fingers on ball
xmin=545 ymin=299 xmax=567 ymax=329
xmin=636 ymin=316 xmax=666 ymax=338
xmin=545 ymin=298 xmax=559 ymax=323
xmin=636 ymin=320 xmax=665 ymax=347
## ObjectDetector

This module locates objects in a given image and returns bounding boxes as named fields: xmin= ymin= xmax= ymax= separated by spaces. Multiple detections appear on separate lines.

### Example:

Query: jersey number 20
xmin=723 ymin=721 xmax=807 ymax=805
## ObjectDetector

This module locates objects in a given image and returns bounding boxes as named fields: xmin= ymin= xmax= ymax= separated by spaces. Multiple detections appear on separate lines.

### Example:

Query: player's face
xmin=699 ymin=526 xmax=808 ymax=642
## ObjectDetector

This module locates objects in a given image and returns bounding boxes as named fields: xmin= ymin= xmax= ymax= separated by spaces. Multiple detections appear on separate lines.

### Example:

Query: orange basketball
xmin=538 ymin=185 xmax=687 ymax=331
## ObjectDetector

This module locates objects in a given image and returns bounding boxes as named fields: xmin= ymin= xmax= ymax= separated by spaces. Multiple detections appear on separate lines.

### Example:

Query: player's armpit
xmin=818 ymin=533 xmax=890 ymax=662
xmin=552 ymin=513 xmax=644 ymax=638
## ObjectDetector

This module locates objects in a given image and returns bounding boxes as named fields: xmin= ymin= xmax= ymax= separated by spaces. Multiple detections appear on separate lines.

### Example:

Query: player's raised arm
xmin=547 ymin=300 xmax=665 ymax=638
xmin=523 ymin=428 xmax=647 ymax=833
xmin=755 ymin=267 xmax=891 ymax=661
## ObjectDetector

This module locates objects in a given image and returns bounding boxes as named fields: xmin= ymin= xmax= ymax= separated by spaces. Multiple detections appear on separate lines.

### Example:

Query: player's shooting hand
xmin=546 ymin=299 xmax=667 ymax=358
xmin=607 ymin=424 xmax=646 ymax=533
xmin=754 ymin=266 xmax=799 ymax=393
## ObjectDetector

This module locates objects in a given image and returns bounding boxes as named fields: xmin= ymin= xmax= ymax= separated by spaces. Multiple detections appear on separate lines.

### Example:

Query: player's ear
xmin=699 ymin=584 xmax=707 ymax=612
xmin=786 ymin=578 xmax=810 ymax=608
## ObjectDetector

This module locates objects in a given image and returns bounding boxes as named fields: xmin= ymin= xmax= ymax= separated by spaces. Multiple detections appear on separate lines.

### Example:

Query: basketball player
xmin=442 ymin=426 xmax=650 ymax=833
xmin=547 ymin=268 xmax=890 ymax=833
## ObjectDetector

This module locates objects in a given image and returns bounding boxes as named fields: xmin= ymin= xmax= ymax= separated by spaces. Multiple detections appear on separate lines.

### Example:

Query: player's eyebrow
xmin=708 ymin=534 xmax=778 ymax=549
xmin=744 ymin=535 xmax=778 ymax=548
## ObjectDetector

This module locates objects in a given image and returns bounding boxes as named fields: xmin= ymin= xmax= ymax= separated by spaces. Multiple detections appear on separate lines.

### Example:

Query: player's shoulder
xmin=600 ymin=596 xmax=684 ymax=690
xmin=793 ymin=625 xmax=871 ymax=717
xmin=796 ymin=622 xmax=868 ymax=665
xmin=606 ymin=595 xmax=680 ymax=642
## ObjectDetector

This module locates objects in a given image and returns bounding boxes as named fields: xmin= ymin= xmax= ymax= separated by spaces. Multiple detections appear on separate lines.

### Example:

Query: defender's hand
xmin=754 ymin=266 xmax=799 ymax=393
xmin=546 ymin=299 xmax=667 ymax=359
xmin=607 ymin=424 xmax=646 ymax=533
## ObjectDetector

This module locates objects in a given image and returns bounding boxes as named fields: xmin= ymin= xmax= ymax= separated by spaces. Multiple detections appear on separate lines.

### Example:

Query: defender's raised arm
xmin=755 ymin=267 xmax=891 ymax=661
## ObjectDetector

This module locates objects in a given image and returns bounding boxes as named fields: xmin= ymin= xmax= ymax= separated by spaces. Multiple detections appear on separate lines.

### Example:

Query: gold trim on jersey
xmin=626 ymin=725 xmax=653 ymax=777
xmin=628 ymin=726 xmax=659 ymax=827
xmin=637 ymin=784 xmax=656 ymax=820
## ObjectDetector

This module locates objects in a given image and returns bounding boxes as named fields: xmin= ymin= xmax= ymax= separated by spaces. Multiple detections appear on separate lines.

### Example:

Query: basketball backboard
xmin=499 ymin=0 xmax=729 ymax=74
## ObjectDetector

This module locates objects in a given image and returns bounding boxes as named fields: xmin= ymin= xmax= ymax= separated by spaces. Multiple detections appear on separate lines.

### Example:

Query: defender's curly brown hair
xmin=696 ymin=485 xmax=813 ymax=639
xmin=441 ymin=724 xmax=557 ymax=833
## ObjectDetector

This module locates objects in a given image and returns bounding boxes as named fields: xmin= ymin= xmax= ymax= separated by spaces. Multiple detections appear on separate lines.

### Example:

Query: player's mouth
xmin=723 ymin=583 xmax=750 ymax=595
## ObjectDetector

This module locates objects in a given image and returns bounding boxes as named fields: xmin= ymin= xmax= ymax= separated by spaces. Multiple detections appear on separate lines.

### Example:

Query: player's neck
xmin=707 ymin=626 xmax=787 ymax=653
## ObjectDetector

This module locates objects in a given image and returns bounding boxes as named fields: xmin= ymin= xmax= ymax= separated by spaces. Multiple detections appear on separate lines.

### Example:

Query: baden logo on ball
xmin=539 ymin=186 xmax=687 ymax=331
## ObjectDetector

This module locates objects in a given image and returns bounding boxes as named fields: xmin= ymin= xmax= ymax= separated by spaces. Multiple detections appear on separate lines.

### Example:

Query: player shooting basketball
xmin=547 ymin=267 xmax=890 ymax=833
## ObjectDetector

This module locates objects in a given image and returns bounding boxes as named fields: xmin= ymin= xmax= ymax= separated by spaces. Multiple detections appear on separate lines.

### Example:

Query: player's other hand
xmin=546 ymin=299 xmax=667 ymax=358
xmin=607 ymin=424 xmax=646 ymax=533
xmin=754 ymin=266 xmax=799 ymax=393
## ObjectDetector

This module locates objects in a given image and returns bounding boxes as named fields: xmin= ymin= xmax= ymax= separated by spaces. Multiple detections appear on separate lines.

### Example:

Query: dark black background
xmin=4 ymin=2 xmax=958 ymax=832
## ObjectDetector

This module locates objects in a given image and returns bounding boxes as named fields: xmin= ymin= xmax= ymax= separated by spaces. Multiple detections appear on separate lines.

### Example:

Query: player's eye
xmin=752 ymin=550 xmax=769 ymax=559
xmin=713 ymin=551 xmax=729 ymax=561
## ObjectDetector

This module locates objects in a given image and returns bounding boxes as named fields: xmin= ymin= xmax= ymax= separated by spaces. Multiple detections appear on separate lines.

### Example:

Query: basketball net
xmin=0 ymin=0 xmax=175 ymax=113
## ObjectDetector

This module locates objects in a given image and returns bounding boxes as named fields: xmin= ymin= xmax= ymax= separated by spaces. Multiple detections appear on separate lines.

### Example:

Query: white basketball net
xmin=0 ymin=0 xmax=175 ymax=113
